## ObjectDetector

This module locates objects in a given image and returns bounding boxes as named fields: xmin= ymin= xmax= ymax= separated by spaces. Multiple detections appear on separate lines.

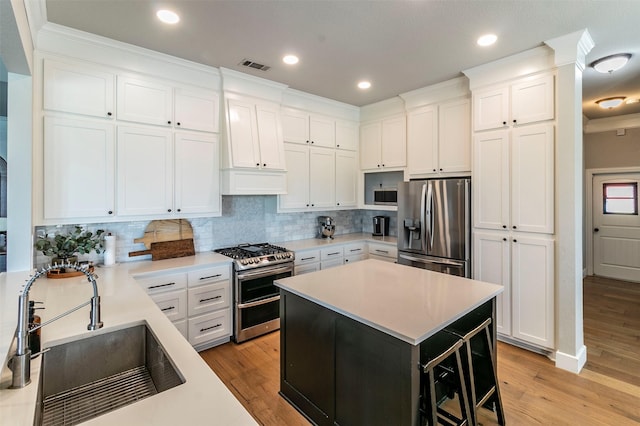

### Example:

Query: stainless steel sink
xmin=33 ymin=323 xmax=184 ymax=426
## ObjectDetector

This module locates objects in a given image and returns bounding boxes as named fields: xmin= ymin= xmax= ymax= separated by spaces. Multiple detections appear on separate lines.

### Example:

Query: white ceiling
xmin=43 ymin=0 xmax=640 ymax=120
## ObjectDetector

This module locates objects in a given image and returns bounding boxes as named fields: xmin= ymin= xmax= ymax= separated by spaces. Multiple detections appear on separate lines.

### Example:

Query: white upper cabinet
xmin=279 ymin=143 xmax=311 ymax=210
xmin=335 ymin=150 xmax=357 ymax=208
xmin=117 ymin=75 xmax=173 ymax=126
xmin=406 ymin=98 xmax=470 ymax=177
xmin=226 ymin=97 xmax=285 ymax=171
xmin=309 ymin=147 xmax=336 ymax=208
xmin=473 ymin=73 xmax=554 ymax=131
xmin=473 ymin=130 xmax=510 ymax=231
xmin=116 ymin=125 xmax=174 ymax=216
xmin=407 ymin=105 xmax=437 ymax=176
xmin=174 ymin=87 xmax=220 ymax=133
xmin=281 ymin=108 xmax=336 ymax=148
xmin=174 ymin=132 xmax=221 ymax=214
xmin=118 ymin=75 xmax=220 ymax=132
xmin=360 ymin=115 xmax=406 ymax=170
xmin=43 ymin=116 xmax=115 ymax=219
xmin=335 ymin=120 xmax=358 ymax=151
xmin=43 ymin=58 xmax=115 ymax=119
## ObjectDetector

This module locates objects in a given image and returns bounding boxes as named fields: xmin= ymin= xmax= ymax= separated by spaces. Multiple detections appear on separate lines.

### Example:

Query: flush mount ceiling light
xmin=357 ymin=81 xmax=371 ymax=89
xmin=477 ymin=34 xmax=497 ymax=47
xmin=591 ymin=53 xmax=631 ymax=73
xmin=157 ymin=9 xmax=180 ymax=24
xmin=283 ymin=55 xmax=299 ymax=65
xmin=596 ymin=97 xmax=626 ymax=109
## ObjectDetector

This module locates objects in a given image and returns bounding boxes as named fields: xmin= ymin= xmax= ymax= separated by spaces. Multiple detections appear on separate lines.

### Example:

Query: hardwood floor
xmin=201 ymin=278 xmax=640 ymax=425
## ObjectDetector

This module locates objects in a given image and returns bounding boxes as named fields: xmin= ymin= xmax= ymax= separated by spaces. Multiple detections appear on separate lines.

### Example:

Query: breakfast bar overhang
xmin=274 ymin=259 xmax=503 ymax=426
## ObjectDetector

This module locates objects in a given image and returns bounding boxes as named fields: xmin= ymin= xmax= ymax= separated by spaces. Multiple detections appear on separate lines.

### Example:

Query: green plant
xmin=35 ymin=226 xmax=105 ymax=259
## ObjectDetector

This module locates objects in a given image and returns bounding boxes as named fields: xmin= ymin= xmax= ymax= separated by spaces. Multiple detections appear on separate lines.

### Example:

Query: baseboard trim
xmin=555 ymin=345 xmax=587 ymax=373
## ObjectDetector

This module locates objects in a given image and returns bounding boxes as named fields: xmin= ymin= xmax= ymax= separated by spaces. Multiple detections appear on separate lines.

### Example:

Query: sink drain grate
xmin=41 ymin=366 xmax=158 ymax=426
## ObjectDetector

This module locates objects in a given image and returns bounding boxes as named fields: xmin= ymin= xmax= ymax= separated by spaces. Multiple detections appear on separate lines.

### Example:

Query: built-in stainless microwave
xmin=374 ymin=188 xmax=397 ymax=205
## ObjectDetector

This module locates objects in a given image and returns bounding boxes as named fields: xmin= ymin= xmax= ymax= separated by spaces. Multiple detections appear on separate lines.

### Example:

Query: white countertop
xmin=281 ymin=232 xmax=397 ymax=251
xmin=0 ymin=253 xmax=257 ymax=426
xmin=275 ymin=259 xmax=503 ymax=346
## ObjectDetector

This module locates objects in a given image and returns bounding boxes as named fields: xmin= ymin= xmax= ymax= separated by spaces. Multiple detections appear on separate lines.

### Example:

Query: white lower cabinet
xmin=473 ymin=230 xmax=554 ymax=349
xmin=294 ymin=248 xmax=321 ymax=275
xmin=321 ymin=246 xmax=344 ymax=269
xmin=367 ymin=242 xmax=397 ymax=262
xmin=343 ymin=242 xmax=368 ymax=264
xmin=135 ymin=263 xmax=232 ymax=351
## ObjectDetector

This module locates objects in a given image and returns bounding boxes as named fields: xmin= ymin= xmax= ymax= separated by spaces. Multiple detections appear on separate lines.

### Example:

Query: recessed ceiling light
xmin=591 ymin=53 xmax=631 ymax=73
xmin=157 ymin=9 xmax=180 ymax=24
xmin=358 ymin=81 xmax=371 ymax=90
xmin=477 ymin=34 xmax=497 ymax=47
xmin=283 ymin=55 xmax=299 ymax=65
xmin=596 ymin=97 xmax=625 ymax=109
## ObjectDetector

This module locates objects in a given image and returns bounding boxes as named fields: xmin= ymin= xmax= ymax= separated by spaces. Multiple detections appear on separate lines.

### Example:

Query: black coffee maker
xmin=372 ymin=216 xmax=390 ymax=236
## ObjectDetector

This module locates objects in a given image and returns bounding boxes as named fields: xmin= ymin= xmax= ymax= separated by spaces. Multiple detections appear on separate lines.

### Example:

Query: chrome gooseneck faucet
xmin=9 ymin=262 xmax=103 ymax=389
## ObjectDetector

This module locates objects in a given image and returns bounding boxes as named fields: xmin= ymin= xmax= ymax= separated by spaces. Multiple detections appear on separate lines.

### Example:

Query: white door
xmin=406 ymin=105 xmax=437 ymax=175
xmin=438 ymin=98 xmax=471 ymax=173
xmin=381 ymin=115 xmax=406 ymax=168
xmin=335 ymin=150 xmax=357 ymax=208
xmin=255 ymin=104 xmax=285 ymax=170
xmin=360 ymin=121 xmax=382 ymax=169
xmin=309 ymin=115 xmax=335 ymax=148
xmin=309 ymin=147 xmax=335 ymax=208
xmin=174 ymin=87 xmax=219 ymax=133
xmin=593 ymin=173 xmax=640 ymax=282
xmin=279 ymin=144 xmax=310 ymax=210
xmin=117 ymin=76 xmax=173 ymax=126
xmin=174 ymin=132 xmax=220 ymax=214
xmin=227 ymin=99 xmax=260 ymax=168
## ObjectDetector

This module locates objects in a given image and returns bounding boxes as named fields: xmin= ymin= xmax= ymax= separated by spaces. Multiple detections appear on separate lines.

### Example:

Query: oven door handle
xmin=237 ymin=295 xmax=281 ymax=309
xmin=237 ymin=265 xmax=292 ymax=280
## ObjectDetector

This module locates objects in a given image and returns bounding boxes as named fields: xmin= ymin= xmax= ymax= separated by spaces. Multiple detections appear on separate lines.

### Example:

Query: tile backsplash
xmin=34 ymin=196 xmax=397 ymax=267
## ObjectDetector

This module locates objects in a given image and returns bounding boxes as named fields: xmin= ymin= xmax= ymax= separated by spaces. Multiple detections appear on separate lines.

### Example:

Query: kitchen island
xmin=274 ymin=259 xmax=503 ymax=426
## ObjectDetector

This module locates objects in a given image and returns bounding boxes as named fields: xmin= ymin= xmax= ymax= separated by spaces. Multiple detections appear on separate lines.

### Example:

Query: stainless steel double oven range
xmin=214 ymin=243 xmax=294 ymax=343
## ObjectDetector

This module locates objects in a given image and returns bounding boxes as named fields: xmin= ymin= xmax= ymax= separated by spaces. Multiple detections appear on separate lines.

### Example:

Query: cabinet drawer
xmin=295 ymin=249 xmax=320 ymax=265
xmin=321 ymin=246 xmax=344 ymax=261
xmin=188 ymin=281 xmax=230 ymax=316
xmin=295 ymin=262 xmax=320 ymax=275
xmin=188 ymin=309 xmax=231 ymax=346
xmin=151 ymin=290 xmax=187 ymax=322
xmin=321 ymin=258 xmax=344 ymax=270
xmin=188 ymin=265 xmax=230 ymax=287
xmin=343 ymin=242 xmax=368 ymax=257
xmin=368 ymin=243 xmax=397 ymax=259
xmin=344 ymin=253 xmax=367 ymax=264
xmin=136 ymin=272 xmax=188 ymax=295
xmin=172 ymin=319 xmax=188 ymax=340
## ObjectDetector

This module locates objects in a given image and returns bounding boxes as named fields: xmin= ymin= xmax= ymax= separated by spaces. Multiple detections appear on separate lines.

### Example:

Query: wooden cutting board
xmin=128 ymin=238 xmax=195 ymax=261
xmin=134 ymin=219 xmax=194 ymax=249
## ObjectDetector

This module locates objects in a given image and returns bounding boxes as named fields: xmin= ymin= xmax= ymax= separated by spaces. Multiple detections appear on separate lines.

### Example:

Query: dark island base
xmin=279 ymin=290 xmax=496 ymax=426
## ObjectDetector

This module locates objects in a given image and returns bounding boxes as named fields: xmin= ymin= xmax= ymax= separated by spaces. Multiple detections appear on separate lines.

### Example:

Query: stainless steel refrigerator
xmin=397 ymin=177 xmax=471 ymax=277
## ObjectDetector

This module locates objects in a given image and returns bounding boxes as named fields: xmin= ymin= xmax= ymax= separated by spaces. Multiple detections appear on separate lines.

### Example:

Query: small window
xmin=603 ymin=182 xmax=638 ymax=215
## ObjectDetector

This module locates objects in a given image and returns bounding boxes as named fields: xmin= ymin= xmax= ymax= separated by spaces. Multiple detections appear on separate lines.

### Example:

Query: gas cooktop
xmin=214 ymin=243 xmax=294 ymax=270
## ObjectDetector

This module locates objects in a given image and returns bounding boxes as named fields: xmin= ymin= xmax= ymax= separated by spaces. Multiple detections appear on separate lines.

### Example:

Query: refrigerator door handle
xmin=420 ymin=183 xmax=427 ymax=252
xmin=426 ymin=182 xmax=434 ymax=251
xmin=399 ymin=253 xmax=465 ymax=268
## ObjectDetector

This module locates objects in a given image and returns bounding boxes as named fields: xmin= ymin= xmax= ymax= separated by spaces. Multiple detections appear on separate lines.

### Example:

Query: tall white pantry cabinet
xmin=471 ymin=72 xmax=556 ymax=350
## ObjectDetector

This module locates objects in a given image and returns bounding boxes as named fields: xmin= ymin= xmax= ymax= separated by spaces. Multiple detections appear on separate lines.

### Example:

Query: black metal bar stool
xmin=419 ymin=331 xmax=472 ymax=426
xmin=445 ymin=317 xmax=505 ymax=426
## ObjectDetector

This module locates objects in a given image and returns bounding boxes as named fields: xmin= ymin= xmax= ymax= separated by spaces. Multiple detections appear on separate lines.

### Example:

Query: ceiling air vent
xmin=239 ymin=59 xmax=271 ymax=71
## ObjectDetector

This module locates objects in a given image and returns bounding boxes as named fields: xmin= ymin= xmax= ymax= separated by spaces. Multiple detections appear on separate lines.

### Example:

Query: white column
xmin=545 ymin=30 xmax=594 ymax=373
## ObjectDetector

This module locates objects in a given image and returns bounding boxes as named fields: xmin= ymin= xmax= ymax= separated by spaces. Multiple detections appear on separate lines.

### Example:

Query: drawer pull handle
xmin=301 ymin=257 xmax=316 ymax=261
xmin=161 ymin=306 xmax=175 ymax=312
xmin=327 ymin=252 xmax=341 ymax=256
xmin=199 ymin=295 xmax=222 ymax=303
xmin=375 ymin=249 xmax=389 ymax=254
xmin=199 ymin=274 xmax=222 ymax=280
xmin=200 ymin=323 xmax=222 ymax=332
xmin=349 ymin=248 xmax=361 ymax=252
xmin=148 ymin=282 xmax=176 ymax=290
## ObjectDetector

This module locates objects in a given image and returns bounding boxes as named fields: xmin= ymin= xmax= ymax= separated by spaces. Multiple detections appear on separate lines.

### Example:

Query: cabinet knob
xmin=594 ymin=228 xmax=599 ymax=233
xmin=512 ymin=225 xmax=517 ymax=229
xmin=377 ymin=164 xmax=381 ymax=168
xmin=256 ymin=163 xmax=260 ymax=167
xmin=502 ymin=121 xmax=507 ymax=126
xmin=167 ymin=209 xmax=172 ymax=212
xmin=108 ymin=210 xmax=113 ymax=215
xmin=311 ymin=204 xmax=315 ymax=207
xmin=167 ymin=121 xmax=171 ymax=124
xmin=177 ymin=122 xmax=181 ymax=126
xmin=513 ymin=119 xmax=517 ymax=124
xmin=433 ymin=168 xmax=437 ymax=172
xmin=337 ymin=202 xmax=340 ymax=206
xmin=503 ymin=237 xmax=507 ymax=241
xmin=306 ymin=204 xmax=309 ymax=207
xmin=107 ymin=112 xmax=112 ymax=117
xmin=439 ymin=168 xmax=443 ymax=171
xmin=263 ymin=163 xmax=267 ymax=167
xmin=177 ymin=208 xmax=181 ymax=212
xmin=382 ymin=164 xmax=385 ymax=167
xmin=513 ymin=239 xmax=517 ymax=243
xmin=337 ymin=144 xmax=340 ymax=148
xmin=311 ymin=141 xmax=314 ymax=144
xmin=502 ymin=225 xmax=507 ymax=229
